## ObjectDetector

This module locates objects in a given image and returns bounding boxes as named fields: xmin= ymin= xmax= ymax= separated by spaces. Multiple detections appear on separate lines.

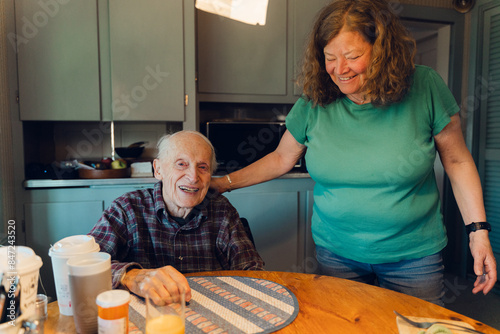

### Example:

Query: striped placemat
xmin=129 ymin=276 xmax=299 ymax=334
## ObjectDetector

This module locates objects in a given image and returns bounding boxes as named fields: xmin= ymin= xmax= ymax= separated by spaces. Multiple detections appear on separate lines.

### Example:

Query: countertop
xmin=23 ymin=173 xmax=310 ymax=189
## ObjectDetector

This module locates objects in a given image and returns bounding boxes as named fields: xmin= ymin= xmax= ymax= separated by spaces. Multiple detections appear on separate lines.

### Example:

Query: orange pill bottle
xmin=96 ymin=290 xmax=131 ymax=334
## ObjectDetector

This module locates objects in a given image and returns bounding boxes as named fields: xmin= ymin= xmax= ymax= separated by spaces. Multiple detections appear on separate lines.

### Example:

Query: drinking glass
xmin=145 ymin=291 xmax=185 ymax=334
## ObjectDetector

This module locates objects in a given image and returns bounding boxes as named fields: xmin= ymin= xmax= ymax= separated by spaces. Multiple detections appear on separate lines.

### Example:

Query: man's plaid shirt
xmin=89 ymin=182 xmax=264 ymax=287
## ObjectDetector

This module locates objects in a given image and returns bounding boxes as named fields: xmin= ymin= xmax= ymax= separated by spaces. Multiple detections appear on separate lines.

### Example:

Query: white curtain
xmin=0 ymin=0 xmax=15 ymax=228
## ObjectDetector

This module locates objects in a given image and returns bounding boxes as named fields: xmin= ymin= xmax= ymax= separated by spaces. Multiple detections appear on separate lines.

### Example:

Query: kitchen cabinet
xmin=196 ymin=0 xmax=333 ymax=104
xmin=16 ymin=0 xmax=101 ymax=121
xmin=23 ymin=177 xmax=315 ymax=300
xmin=16 ymin=0 xmax=190 ymax=122
xmin=292 ymin=0 xmax=332 ymax=96
xmin=197 ymin=0 xmax=293 ymax=103
xmin=25 ymin=200 xmax=104 ymax=299
xmin=224 ymin=178 xmax=316 ymax=273
xmin=108 ymin=0 xmax=185 ymax=121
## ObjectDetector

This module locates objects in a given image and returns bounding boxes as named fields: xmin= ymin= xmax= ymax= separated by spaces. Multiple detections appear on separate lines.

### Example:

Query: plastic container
xmin=0 ymin=246 xmax=43 ymax=318
xmin=67 ymin=252 xmax=112 ymax=334
xmin=48 ymin=235 xmax=100 ymax=315
xmin=96 ymin=290 xmax=131 ymax=334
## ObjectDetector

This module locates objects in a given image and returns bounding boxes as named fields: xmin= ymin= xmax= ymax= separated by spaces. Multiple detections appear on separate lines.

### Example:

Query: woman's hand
xmin=210 ymin=175 xmax=230 ymax=194
xmin=436 ymin=115 xmax=498 ymax=294
xmin=121 ymin=266 xmax=192 ymax=305
xmin=469 ymin=230 xmax=497 ymax=295
xmin=209 ymin=130 xmax=306 ymax=194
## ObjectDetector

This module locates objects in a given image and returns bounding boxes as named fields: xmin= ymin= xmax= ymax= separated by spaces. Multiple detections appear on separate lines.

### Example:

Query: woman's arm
xmin=435 ymin=114 xmax=497 ymax=294
xmin=211 ymin=130 xmax=307 ymax=193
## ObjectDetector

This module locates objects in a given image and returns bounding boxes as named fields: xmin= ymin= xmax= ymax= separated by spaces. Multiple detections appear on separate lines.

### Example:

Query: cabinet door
xmin=197 ymin=0 xmax=287 ymax=96
xmin=16 ymin=0 xmax=101 ymax=121
xmin=225 ymin=191 xmax=299 ymax=271
xmin=24 ymin=201 xmax=104 ymax=299
xmin=109 ymin=0 xmax=185 ymax=121
xmin=293 ymin=0 xmax=331 ymax=96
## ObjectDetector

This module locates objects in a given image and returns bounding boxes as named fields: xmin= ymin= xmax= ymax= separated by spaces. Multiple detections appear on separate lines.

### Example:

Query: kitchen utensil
xmin=394 ymin=311 xmax=485 ymax=333
xmin=127 ymin=141 xmax=148 ymax=148
xmin=77 ymin=162 xmax=95 ymax=170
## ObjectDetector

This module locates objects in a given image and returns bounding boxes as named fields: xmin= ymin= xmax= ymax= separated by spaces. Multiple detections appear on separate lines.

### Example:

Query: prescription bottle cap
xmin=96 ymin=290 xmax=130 ymax=308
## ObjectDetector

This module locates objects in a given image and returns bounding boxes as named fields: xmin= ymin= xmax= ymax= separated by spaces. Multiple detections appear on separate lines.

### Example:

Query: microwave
xmin=205 ymin=121 xmax=306 ymax=175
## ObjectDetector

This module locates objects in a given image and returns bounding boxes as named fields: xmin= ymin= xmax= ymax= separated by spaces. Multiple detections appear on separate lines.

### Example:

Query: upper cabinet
xmin=196 ymin=0 xmax=332 ymax=104
xmin=16 ymin=0 xmax=101 ymax=121
xmin=293 ymin=0 xmax=331 ymax=96
xmin=108 ymin=0 xmax=185 ymax=121
xmin=16 ymin=0 xmax=190 ymax=122
xmin=197 ymin=0 xmax=294 ymax=104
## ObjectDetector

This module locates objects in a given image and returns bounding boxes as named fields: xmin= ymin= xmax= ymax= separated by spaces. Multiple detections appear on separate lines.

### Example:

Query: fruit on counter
xmin=111 ymin=159 xmax=127 ymax=169
xmin=101 ymin=157 xmax=112 ymax=169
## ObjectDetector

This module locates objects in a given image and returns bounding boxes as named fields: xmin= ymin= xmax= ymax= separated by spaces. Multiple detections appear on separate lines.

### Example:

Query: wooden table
xmin=45 ymin=270 xmax=500 ymax=333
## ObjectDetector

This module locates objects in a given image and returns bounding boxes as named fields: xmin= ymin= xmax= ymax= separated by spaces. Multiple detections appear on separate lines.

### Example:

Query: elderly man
xmin=89 ymin=131 xmax=264 ymax=304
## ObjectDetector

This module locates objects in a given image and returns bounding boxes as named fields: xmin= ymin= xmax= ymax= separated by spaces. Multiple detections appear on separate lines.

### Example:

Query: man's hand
xmin=469 ymin=230 xmax=497 ymax=295
xmin=121 ymin=265 xmax=192 ymax=305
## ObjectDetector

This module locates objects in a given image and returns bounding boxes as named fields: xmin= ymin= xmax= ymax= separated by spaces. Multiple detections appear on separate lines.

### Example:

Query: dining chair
xmin=240 ymin=217 xmax=256 ymax=248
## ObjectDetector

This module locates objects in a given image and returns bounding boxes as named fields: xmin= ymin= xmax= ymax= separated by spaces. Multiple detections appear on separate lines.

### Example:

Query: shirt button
xmin=178 ymin=256 xmax=183 ymax=260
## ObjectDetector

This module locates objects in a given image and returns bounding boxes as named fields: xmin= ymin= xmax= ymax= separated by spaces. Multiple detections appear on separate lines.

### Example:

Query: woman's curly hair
xmin=297 ymin=0 xmax=416 ymax=107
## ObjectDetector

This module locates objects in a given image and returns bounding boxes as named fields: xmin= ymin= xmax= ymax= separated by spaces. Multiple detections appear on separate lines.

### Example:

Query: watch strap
xmin=466 ymin=222 xmax=491 ymax=234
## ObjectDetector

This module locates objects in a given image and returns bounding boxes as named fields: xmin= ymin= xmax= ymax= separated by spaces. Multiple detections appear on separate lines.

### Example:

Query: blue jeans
xmin=316 ymin=246 xmax=445 ymax=306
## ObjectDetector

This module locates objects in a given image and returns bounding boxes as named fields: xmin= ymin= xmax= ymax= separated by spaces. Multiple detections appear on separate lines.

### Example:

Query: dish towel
xmin=129 ymin=276 xmax=299 ymax=334
xmin=195 ymin=0 xmax=269 ymax=25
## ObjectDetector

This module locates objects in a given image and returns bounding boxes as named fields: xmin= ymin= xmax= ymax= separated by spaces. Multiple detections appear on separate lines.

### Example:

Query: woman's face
xmin=323 ymin=28 xmax=372 ymax=101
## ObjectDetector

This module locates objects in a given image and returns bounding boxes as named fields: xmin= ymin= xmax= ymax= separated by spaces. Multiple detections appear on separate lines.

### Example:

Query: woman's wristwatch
xmin=466 ymin=222 xmax=492 ymax=234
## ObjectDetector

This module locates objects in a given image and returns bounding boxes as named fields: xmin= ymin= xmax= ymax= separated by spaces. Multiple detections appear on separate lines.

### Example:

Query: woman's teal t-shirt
xmin=286 ymin=65 xmax=460 ymax=264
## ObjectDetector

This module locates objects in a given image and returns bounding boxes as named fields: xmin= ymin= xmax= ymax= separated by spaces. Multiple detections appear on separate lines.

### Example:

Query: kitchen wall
xmin=0 ymin=0 xmax=15 ymax=225
xmin=399 ymin=0 xmax=472 ymax=127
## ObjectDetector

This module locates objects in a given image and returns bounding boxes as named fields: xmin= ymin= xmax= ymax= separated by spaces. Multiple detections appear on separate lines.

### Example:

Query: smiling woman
xmin=210 ymin=0 xmax=497 ymax=306
xmin=323 ymin=28 xmax=372 ymax=104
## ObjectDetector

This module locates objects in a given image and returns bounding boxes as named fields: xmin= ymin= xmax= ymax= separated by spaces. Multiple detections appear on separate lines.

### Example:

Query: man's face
xmin=153 ymin=133 xmax=212 ymax=218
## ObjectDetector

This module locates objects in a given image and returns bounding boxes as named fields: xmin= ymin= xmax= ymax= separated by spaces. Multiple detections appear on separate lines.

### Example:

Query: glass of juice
xmin=145 ymin=290 xmax=185 ymax=334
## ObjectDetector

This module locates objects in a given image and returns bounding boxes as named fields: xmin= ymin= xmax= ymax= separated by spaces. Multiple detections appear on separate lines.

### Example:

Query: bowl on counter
xmin=115 ymin=141 xmax=148 ymax=159
xmin=115 ymin=147 xmax=144 ymax=159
